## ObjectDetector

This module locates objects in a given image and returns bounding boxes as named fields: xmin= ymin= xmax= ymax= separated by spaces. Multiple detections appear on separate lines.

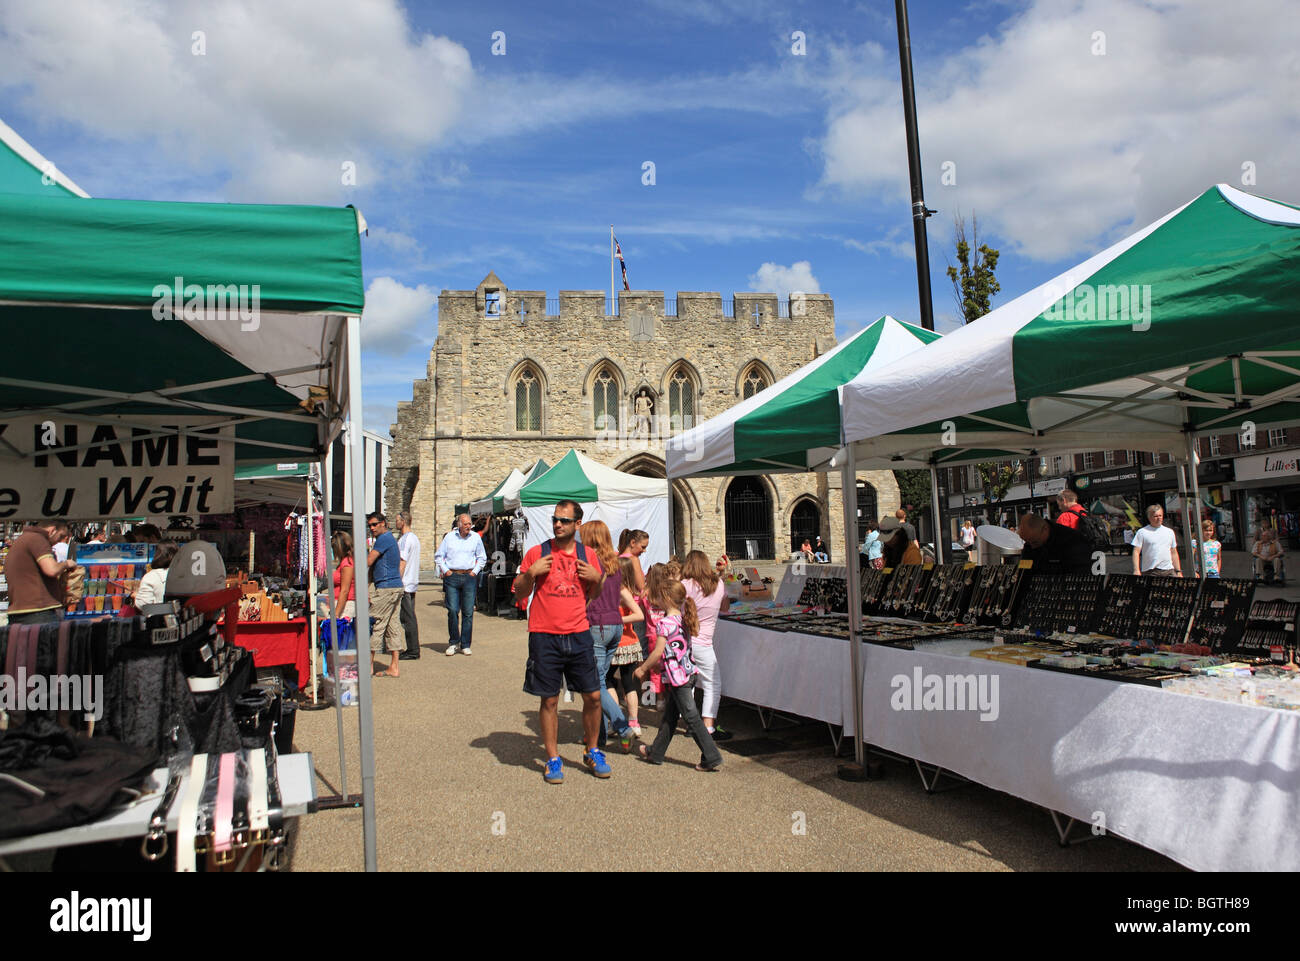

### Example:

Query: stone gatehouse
xmin=386 ymin=272 xmax=901 ymax=561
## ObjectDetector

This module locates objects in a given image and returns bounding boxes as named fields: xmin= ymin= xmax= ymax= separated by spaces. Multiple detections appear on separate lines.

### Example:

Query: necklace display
xmin=919 ymin=562 xmax=975 ymax=622
xmin=1132 ymin=577 xmax=1201 ymax=645
xmin=1016 ymin=573 xmax=1106 ymax=634
xmin=1095 ymin=575 xmax=1147 ymax=637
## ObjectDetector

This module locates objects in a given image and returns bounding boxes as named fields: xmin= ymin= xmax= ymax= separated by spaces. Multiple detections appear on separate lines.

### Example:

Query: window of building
xmin=515 ymin=366 xmax=541 ymax=431
xmin=593 ymin=366 xmax=619 ymax=432
xmin=1269 ymin=428 xmax=1287 ymax=448
xmin=1103 ymin=450 xmax=1115 ymax=467
xmin=1082 ymin=452 xmax=1095 ymax=470
xmin=967 ymin=465 xmax=980 ymax=490
xmin=667 ymin=365 xmax=697 ymax=432
xmin=1209 ymin=435 xmax=1221 ymax=456
xmin=1051 ymin=455 xmax=1064 ymax=476
xmin=485 ymin=289 xmax=501 ymax=317
xmin=740 ymin=364 xmax=770 ymax=400
xmin=1240 ymin=432 xmax=1256 ymax=450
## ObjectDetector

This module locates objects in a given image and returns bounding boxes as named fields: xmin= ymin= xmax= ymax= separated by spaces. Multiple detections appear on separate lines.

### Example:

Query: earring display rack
xmin=1186 ymin=578 xmax=1256 ymax=652
xmin=963 ymin=562 xmax=1031 ymax=626
xmin=1015 ymin=573 xmax=1106 ymax=635
xmin=1132 ymin=577 xmax=1201 ymax=646
xmin=1094 ymin=575 xmax=1148 ymax=638
xmin=797 ymin=576 xmax=849 ymax=613
xmin=859 ymin=565 xmax=894 ymax=612
xmin=918 ymin=562 xmax=975 ymax=623
xmin=879 ymin=563 xmax=933 ymax=616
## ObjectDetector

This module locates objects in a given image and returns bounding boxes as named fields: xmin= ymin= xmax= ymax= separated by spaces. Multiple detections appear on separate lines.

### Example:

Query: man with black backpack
xmin=1057 ymin=489 xmax=1111 ymax=554
xmin=514 ymin=499 xmax=608 ymax=784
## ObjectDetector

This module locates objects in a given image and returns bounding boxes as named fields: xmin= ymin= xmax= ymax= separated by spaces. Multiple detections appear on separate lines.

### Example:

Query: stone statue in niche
xmin=632 ymin=389 xmax=655 ymax=437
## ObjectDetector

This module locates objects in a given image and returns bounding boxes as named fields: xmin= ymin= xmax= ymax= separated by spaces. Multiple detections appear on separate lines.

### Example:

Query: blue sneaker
xmin=582 ymin=748 xmax=612 ymax=778
xmin=544 ymin=756 xmax=564 ymax=784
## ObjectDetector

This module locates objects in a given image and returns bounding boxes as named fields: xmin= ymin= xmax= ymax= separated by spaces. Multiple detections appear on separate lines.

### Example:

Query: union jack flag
xmin=614 ymin=236 xmax=630 ymax=290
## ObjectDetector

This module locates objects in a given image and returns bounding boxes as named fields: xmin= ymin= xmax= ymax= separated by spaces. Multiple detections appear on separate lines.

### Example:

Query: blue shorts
xmin=523 ymin=631 xmax=601 ymax=697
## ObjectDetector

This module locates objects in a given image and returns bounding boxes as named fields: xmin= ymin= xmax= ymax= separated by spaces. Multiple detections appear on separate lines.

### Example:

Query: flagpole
xmin=610 ymin=225 xmax=616 ymax=317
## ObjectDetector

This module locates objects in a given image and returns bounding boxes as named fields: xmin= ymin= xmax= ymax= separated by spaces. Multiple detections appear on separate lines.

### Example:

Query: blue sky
xmin=2 ymin=0 xmax=1296 ymax=432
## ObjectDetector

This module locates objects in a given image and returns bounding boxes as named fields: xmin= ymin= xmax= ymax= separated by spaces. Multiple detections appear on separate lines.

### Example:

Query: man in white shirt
xmin=435 ymin=513 xmax=487 ymax=655
xmin=397 ymin=511 xmax=422 ymax=661
xmin=1131 ymin=504 xmax=1182 ymax=577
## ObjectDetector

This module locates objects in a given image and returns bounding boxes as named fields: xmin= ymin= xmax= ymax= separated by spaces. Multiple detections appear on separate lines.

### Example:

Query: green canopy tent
xmin=0 ymin=121 xmax=381 ymax=870
xmin=518 ymin=450 xmax=671 ymax=567
xmin=843 ymin=183 xmax=1300 ymax=569
xmin=468 ymin=458 xmax=551 ymax=516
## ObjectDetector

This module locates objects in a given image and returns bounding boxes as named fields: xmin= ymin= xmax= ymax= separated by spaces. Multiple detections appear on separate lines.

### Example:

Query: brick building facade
xmin=386 ymin=272 xmax=902 ymax=561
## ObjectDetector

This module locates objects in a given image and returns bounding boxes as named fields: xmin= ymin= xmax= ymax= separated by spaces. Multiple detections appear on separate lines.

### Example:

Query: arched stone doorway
xmin=857 ymin=480 xmax=878 ymax=543
xmin=790 ymin=497 xmax=820 ymax=551
xmin=725 ymin=476 xmax=774 ymax=560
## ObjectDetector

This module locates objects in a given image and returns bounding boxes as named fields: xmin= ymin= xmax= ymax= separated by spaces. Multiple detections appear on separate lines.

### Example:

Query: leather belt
xmin=213 ymin=752 xmax=237 ymax=859
xmin=176 ymin=754 xmax=207 ymax=873
xmin=249 ymin=748 xmax=269 ymax=840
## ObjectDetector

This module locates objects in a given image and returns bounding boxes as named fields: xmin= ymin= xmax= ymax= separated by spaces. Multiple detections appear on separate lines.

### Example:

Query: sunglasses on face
xmin=551 ymin=516 xmax=576 ymax=525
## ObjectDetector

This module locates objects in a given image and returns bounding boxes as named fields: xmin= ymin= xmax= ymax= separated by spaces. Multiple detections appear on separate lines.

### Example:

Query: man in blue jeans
xmin=435 ymin=513 xmax=487 ymax=655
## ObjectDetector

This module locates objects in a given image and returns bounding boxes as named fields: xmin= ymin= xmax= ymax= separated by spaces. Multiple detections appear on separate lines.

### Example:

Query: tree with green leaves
xmin=945 ymin=213 xmax=1001 ymax=325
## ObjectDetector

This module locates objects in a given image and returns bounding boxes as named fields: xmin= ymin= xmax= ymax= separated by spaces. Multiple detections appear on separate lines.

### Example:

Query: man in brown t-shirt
xmin=6 ymin=522 xmax=76 ymax=624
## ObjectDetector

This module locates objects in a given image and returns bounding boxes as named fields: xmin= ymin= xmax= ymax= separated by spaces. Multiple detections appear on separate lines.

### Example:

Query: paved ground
xmin=289 ymin=583 xmax=1187 ymax=872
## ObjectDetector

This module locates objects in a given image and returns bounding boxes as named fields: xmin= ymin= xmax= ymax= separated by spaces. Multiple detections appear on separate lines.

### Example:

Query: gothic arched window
xmin=593 ymin=366 xmax=619 ymax=432
xmin=666 ymin=364 xmax=698 ymax=433
xmin=514 ymin=366 xmax=542 ymax=431
xmin=741 ymin=363 xmax=770 ymax=400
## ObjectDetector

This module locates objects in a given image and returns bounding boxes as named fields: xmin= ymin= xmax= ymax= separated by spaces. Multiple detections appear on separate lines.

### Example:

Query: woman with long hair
xmin=634 ymin=577 xmax=722 ymax=771
xmin=580 ymin=520 xmax=643 ymax=750
xmin=680 ymin=549 xmax=731 ymax=740
xmin=331 ymin=530 xmax=357 ymax=618
xmin=611 ymin=555 xmax=648 ymax=735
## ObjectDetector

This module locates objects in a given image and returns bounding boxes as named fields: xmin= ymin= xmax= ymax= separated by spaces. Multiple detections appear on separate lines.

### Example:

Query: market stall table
xmin=233 ymin=619 xmax=312 ymax=689
xmin=0 ymin=753 xmax=316 ymax=869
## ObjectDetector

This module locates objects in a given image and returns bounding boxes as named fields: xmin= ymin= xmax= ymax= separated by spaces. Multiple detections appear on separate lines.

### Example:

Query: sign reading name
xmin=0 ymin=417 xmax=234 ymax=519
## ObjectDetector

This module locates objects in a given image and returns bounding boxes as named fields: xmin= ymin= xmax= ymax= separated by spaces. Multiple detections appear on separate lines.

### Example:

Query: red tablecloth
xmin=233 ymin=619 xmax=311 ymax=688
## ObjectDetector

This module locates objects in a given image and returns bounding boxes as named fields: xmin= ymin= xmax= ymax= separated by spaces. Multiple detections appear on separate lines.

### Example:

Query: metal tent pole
xmin=346 ymin=315 xmax=379 ymax=872
xmin=1176 ymin=449 xmax=1195 ymax=580
xmin=840 ymin=447 xmax=867 ymax=770
xmin=1185 ymin=429 xmax=1206 ymax=577
xmin=929 ymin=464 xmax=944 ymax=563
xmin=306 ymin=475 xmax=318 ymax=704
xmin=316 ymin=450 xmax=349 ymax=802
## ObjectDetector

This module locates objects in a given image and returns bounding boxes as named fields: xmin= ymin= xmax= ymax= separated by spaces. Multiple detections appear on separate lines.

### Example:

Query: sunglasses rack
xmin=1186 ymin=578 xmax=1255 ymax=652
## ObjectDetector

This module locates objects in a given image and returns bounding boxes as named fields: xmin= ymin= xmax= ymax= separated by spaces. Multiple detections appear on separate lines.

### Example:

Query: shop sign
xmin=1073 ymin=465 xmax=1178 ymax=492
xmin=1235 ymin=450 xmax=1300 ymax=483
xmin=0 ymin=416 xmax=235 ymax=520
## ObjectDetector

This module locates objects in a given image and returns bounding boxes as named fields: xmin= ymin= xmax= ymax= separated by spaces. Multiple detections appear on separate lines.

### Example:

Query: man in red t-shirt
xmin=513 ymin=499 xmax=606 ymax=784
xmin=1056 ymin=489 xmax=1084 ymax=530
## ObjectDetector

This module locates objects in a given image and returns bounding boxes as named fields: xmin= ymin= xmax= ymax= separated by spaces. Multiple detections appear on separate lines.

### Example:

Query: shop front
xmin=1068 ymin=461 xmax=1239 ymax=550
xmin=1233 ymin=449 xmax=1300 ymax=550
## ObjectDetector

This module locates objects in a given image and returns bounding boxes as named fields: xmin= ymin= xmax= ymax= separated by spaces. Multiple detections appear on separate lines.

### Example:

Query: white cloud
xmin=362 ymin=277 xmax=438 ymax=355
xmin=0 ymin=0 xmax=472 ymax=201
xmin=748 ymin=261 xmax=821 ymax=298
xmin=815 ymin=0 xmax=1300 ymax=261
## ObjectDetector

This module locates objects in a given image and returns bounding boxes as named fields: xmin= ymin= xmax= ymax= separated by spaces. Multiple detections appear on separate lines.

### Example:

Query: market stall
xmin=517 ymin=450 xmax=671 ymax=567
xmin=0 ymin=122 xmax=379 ymax=870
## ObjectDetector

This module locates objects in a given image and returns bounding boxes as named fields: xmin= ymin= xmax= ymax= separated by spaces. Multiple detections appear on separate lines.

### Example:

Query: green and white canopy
xmin=0 ymin=121 xmax=366 ymax=463
xmin=517 ymin=450 xmax=670 ymax=566
xmin=0 ymin=118 xmax=88 ymax=197
xmin=843 ymin=185 xmax=1300 ymax=451
xmin=666 ymin=316 xmax=941 ymax=478
xmin=490 ymin=458 xmax=551 ymax=514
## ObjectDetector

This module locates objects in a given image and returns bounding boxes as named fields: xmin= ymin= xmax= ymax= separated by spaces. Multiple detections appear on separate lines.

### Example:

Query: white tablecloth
xmin=714 ymin=621 xmax=1300 ymax=871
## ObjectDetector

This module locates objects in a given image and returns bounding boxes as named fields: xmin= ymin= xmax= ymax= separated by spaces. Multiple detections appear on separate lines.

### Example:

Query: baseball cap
xmin=164 ymin=540 xmax=227 ymax=597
